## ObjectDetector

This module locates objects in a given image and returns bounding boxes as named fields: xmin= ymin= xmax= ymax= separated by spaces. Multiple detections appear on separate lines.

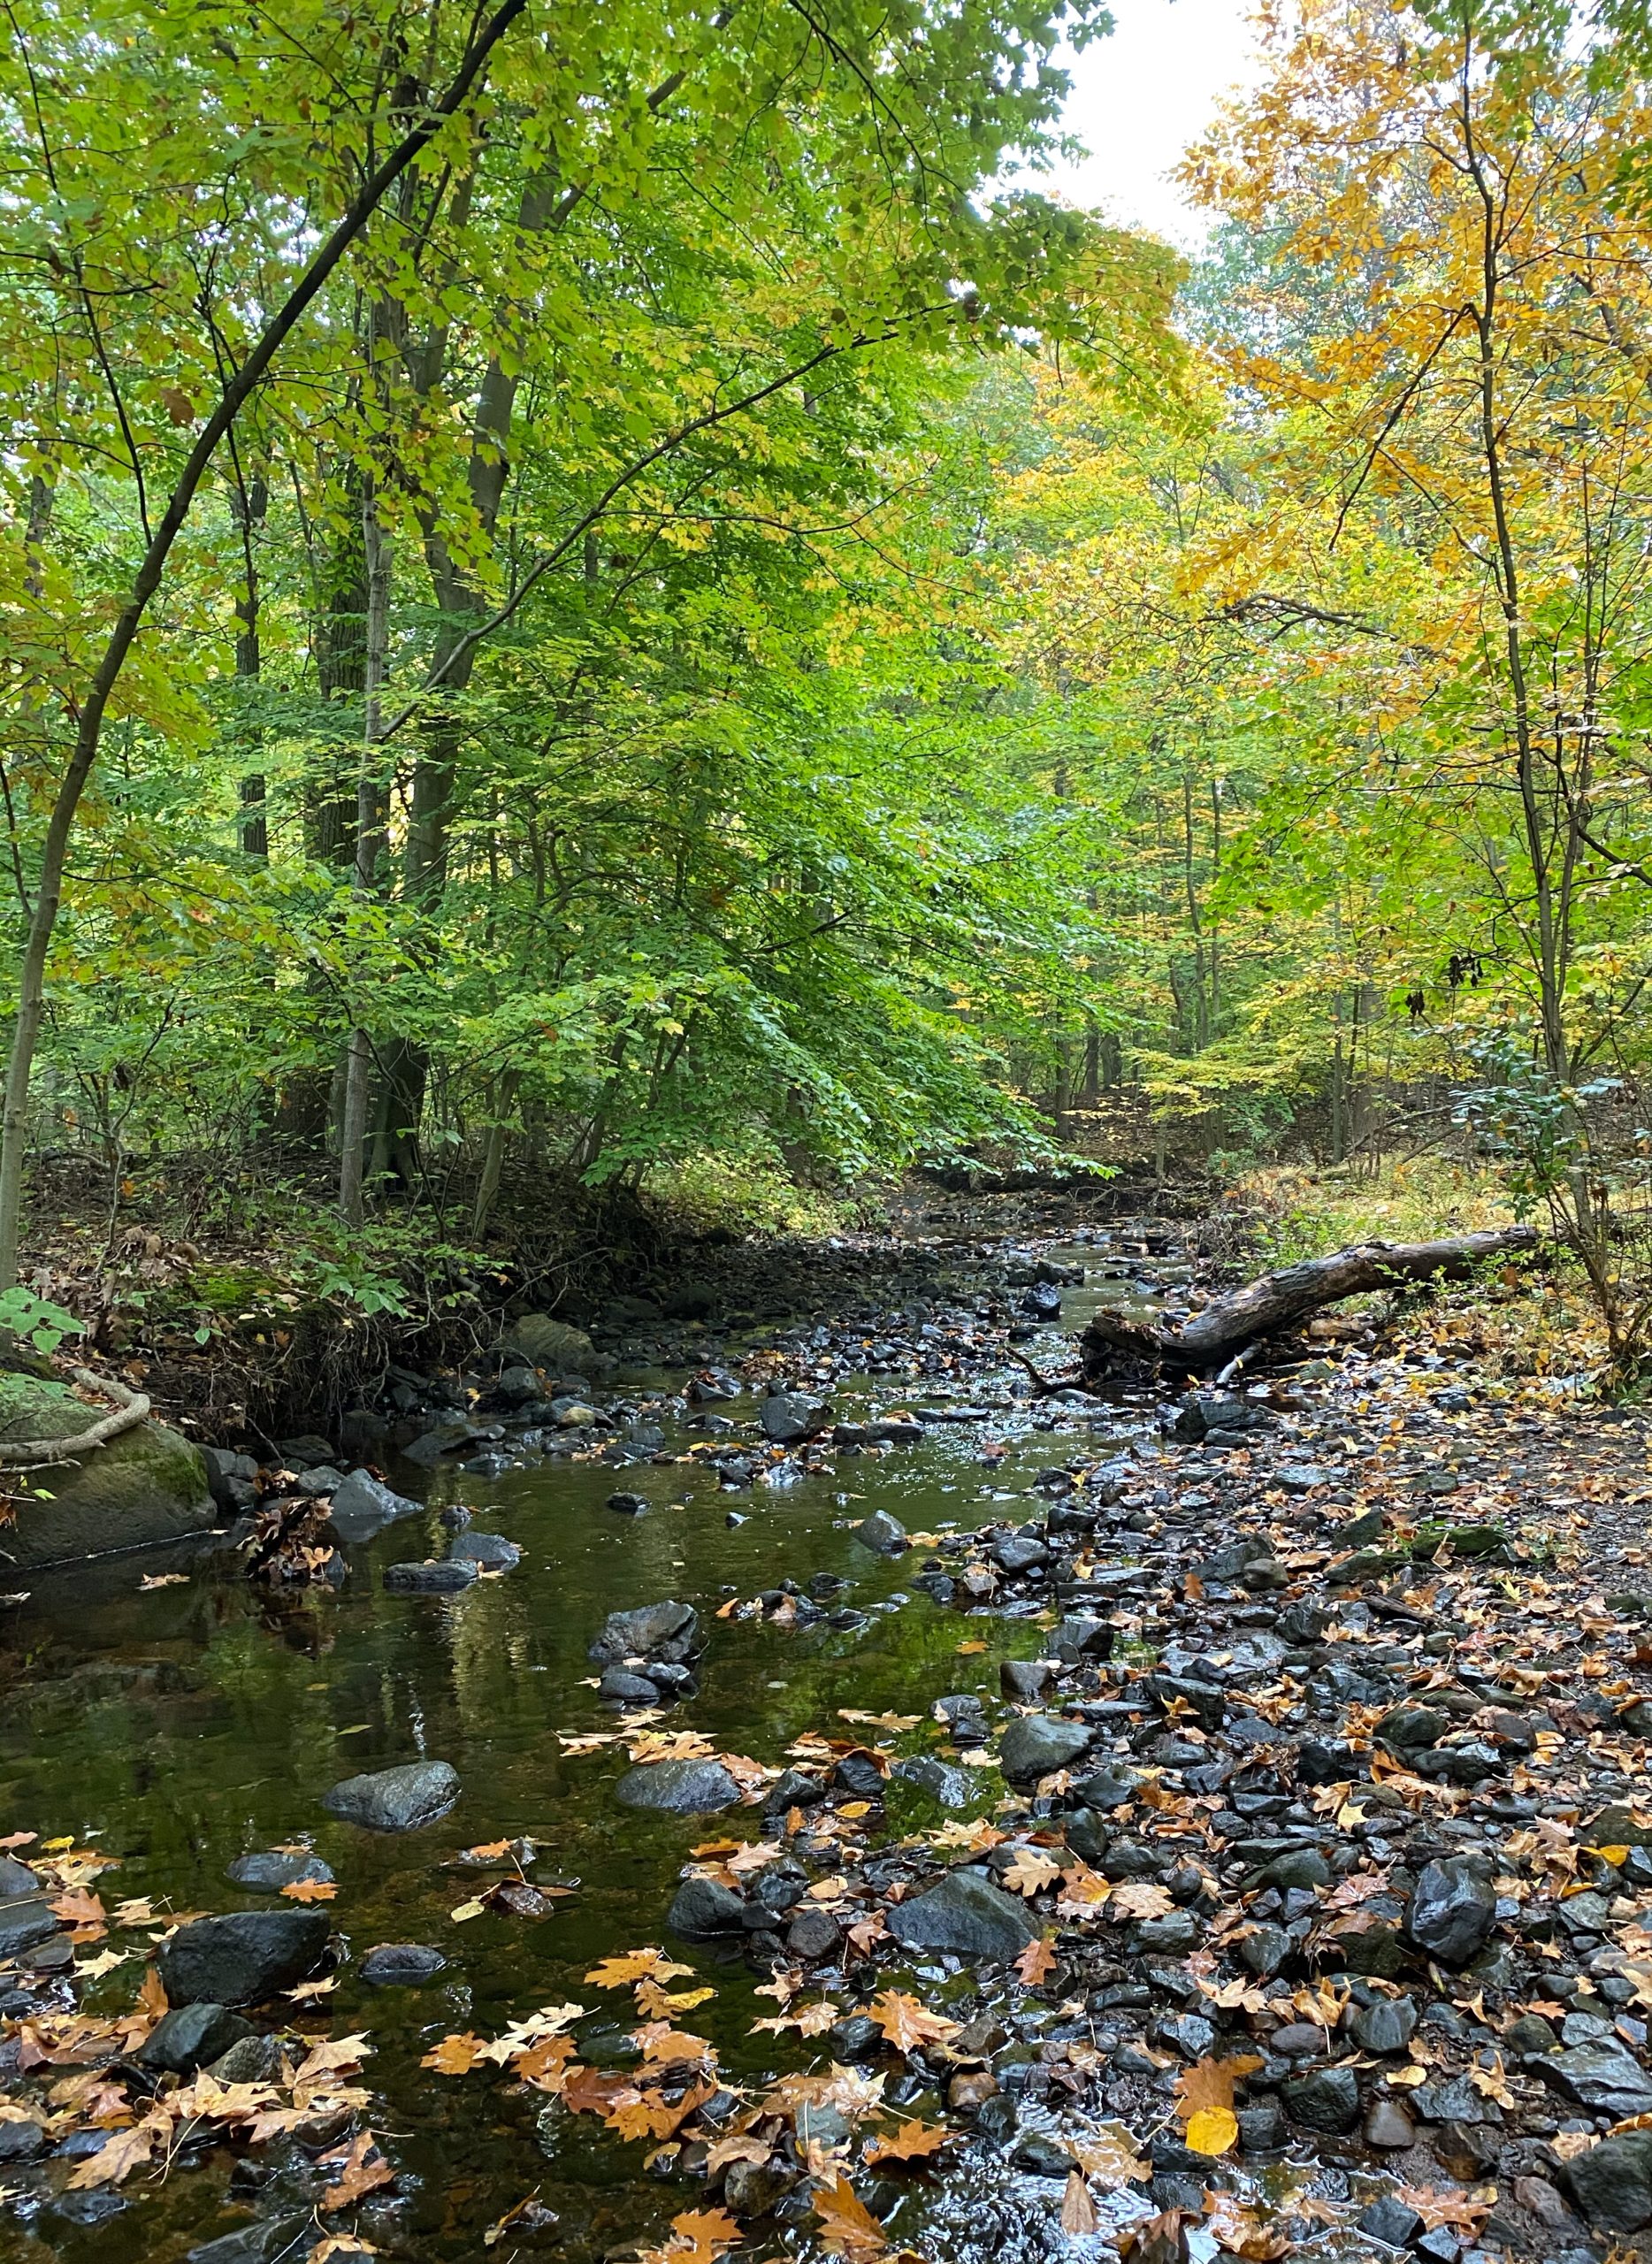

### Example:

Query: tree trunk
xmin=1080 ymin=1227 xmax=1541 ymax=1377
xmin=339 ymin=471 xmax=391 ymax=1227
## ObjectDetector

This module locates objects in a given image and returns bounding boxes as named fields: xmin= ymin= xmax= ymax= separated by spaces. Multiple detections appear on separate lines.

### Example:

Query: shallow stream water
xmin=0 ymin=1273 xmax=1198 ymax=2264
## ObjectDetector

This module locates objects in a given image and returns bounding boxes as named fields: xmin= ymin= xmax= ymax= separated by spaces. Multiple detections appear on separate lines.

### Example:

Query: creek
xmin=0 ymin=1244 xmax=1197 ymax=2264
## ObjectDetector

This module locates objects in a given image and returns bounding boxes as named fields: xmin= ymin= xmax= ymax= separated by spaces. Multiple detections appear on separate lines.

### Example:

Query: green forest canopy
xmin=8 ymin=0 xmax=1652 ymax=1292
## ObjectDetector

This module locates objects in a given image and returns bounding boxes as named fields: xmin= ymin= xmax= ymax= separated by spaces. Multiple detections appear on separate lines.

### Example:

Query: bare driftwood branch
xmin=0 ymin=1366 xmax=150 ymax=1468
xmin=1081 ymin=1227 xmax=1541 ymax=1378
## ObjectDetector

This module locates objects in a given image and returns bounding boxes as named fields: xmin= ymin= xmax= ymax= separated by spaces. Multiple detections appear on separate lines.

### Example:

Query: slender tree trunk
xmin=471 ymin=1069 xmax=519 ymax=1237
xmin=340 ymin=477 xmax=391 ymax=1227
xmin=230 ymin=458 xmax=270 ymax=858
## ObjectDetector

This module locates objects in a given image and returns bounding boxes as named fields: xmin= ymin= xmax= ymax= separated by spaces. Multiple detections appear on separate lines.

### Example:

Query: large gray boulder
xmin=0 ymin=1371 xmax=212 ymax=1568
xmin=157 ymin=1909 xmax=330 ymax=2006
xmin=885 ymin=1870 xmax=1036 ymax=1958
xmin=321 ymin=1759 xmax=460 ymax=1832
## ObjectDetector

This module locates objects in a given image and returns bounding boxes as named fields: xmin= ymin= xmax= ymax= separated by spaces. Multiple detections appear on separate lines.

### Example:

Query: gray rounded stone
xmin=1407 ymin=1855 xmax=1496 ymax=1964
xmin=615 ymin=1759 xmax=740 ymax=1816
xmin=885 ymin=1870 xmax=1037 ymax=1959
xmin=998 ymin=1713 xmax=1094 ymax=1787
xmin=321 ymin=1759 xmax=460 ymax=1832
xmin=1282 ymin=2065 xmax=1360 ymax=2133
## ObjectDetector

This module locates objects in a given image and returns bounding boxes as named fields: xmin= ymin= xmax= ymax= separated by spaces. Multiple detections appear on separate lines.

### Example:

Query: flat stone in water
xmin=226 ymin=1851 xmax=334 ymax=1893
xmin=1565 ymin=2129 xmax=1652 ymax=2231
xmin=589 ymin=1600 xmax=699 ymax=1664
xmin=1349 ymin=1994 xmax=1418 ymax=2054
xmin=1549 ymin=2038 xmax=1652 ymax=2115
xmin=885 ymin=1870 xmax=1036 ymax=1959
xmin=0 ymin=1857 xmax=40 ymax=1897
xmin=1282 ymin=2065 xmax=1360 ymax=2133
xmin=361 ymin=1942 xmax=447 ymax=1986
xmin=447 ymin=1530 xmax=521 ymax=1569
xmin=157 ymin=1909 xmax=330 ymax=2007
xmin=668 ymin=1876 xmax=750 ymax=1938
xmin=384 ymin=1558 xmax=478 ymax=1594
xmin=138 ymin=2002 xmax=251 ymax=2075
xmin=615 ymin=1758 xmax=739 ymax=1815
xmin=0 ymin=1897 xmax=60 ymax=1958
xmin=322 ymin=1759 xmax=461 ymax=1832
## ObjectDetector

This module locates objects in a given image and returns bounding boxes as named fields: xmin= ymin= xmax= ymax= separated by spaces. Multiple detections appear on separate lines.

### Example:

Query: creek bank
xmin=0 ymin=1369 xmax=213 ymax=1569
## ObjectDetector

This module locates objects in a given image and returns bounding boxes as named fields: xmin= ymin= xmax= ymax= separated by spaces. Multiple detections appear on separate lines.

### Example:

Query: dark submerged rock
xmin=360 ymin=1942 xmax=447 ymax=1986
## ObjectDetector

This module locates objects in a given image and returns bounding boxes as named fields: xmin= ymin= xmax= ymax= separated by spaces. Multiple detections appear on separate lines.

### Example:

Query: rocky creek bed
xmin=3 ymin=1194 xmax=1652 ymax=2264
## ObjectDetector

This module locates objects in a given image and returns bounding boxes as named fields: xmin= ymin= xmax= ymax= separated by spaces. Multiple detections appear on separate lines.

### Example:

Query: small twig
xmin=1005 ymin=1347 xmax=1078 ymax=1396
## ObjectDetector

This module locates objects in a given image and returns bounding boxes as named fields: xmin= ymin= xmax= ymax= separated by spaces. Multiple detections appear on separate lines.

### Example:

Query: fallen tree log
xmin=1081 ymin=1226 xmax=1541 ymax=1378
xmin=0 ymin=1366 xmax=151 ymax=1468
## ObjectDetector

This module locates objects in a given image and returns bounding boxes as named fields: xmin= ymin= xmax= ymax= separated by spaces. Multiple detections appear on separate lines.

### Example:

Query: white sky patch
xmin=1026 ymin=0 xmax=1267 ymax=248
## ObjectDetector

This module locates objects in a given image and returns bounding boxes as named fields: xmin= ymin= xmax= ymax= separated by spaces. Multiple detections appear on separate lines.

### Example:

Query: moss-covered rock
xmin=501 ymin=1314 xmax=596 ymax=1372
xmin=0 ymin=1372 xmax=213 ymax=1569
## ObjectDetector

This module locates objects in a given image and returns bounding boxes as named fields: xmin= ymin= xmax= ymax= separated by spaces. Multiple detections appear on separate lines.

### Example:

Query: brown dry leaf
xmin=1398 ymin=2185 xmax=1493 ymax=2235
xmin=753 ymin=2000 xmax=841 ymax=2038
xmin=814 ymin=2175 xmax=887 ymax=2256
xmin=1109 ymin=1879 xmax=1174 ymax=1922
xmin=279 ymin=1877 xmax=338 ymax=1903
xmin=463 ymin=1840 xmax=514 ymax=1862
xmin=1069 ymin=2124 xmax=1151 ymax=2182
xmin=1174 ymin=2055 xmax=1262 ymax=2121
xmin=291 ymin=2034 xmax=371 ymax=2089
xmin=422 ymin=2031 xmax=487 ymax=2076
xmin=67 ymin=2117 xmax=160 ymax=2189
xmin=49 ymin=1889 xmax=106 ymax=1929
xmin=1002 ymin=1847 xmax=1064 ymax=1898
xmin=654 ymin=2205 xmax=742 ymax=2264
xmin=635 ymin=2024 xmax=715 ymax=2067
xmin=868 ymin=1991 xmax=960 ymax=2054
xmin=1060 ymin=2170 xmax=1098 ymax=2235
xmin=319 ymin=2129 xmax=395 ymax=2211
xmin=313 ymin=2240 xmax=380 ymax=2262
xmin=1014 ymin=1935 xmax=1057 ymax=1986
xmin=864 ymin=2121 xmax=950 ymax=2165
xmin=706 ymin=2133 xmax=774 ymax=2174
xmin=1203 ymin=2193 xmax=1289 ymax=2261
xmin=956 ymin=1641 xmax=988 ymax=1655
xmin=1118 ymin=2208 xmax=1193 ymax=2264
